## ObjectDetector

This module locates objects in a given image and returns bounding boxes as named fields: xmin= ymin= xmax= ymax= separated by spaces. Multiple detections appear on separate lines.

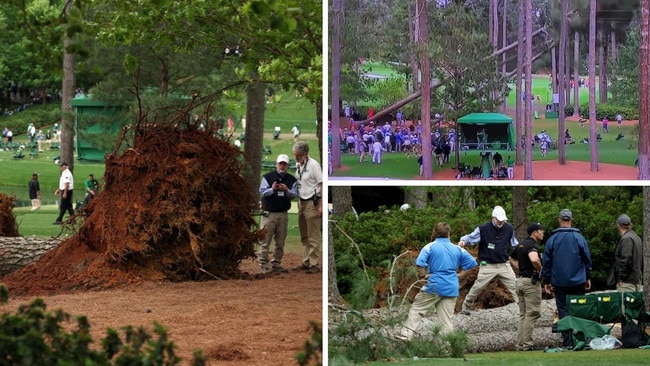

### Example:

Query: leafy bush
xmin=295 ymin=321 xmax=322 ymax=366
xmin=564 ymin=103 xmax=639 ymax=120
xmin=0 ymin=285 xmax=205 ymax=365
xmin=0 ymin=103 xmax=60 ymax=136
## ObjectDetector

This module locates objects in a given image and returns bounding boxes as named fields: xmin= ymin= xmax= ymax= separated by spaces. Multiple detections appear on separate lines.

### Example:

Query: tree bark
xmin=243 ymin=79 xmax=265 ymax=197
xmin=329 ymin=186 xmax=353 ymax=305
xmin=573 ymin=31 xmax=580 ymax=117
xmin=524 ymin=0 xmax=533 ymax=180
xmin=416 ymin=0 xmax=432 ymax=179
xmin=558 ymin=0 xmax=567 ymax=165
xmin=404 ymin=187 xmax=428 ymax=210
xmin=61 ymin=1 xmax=76 ymax=172
xmin=640 ymin=0 xmax=650 ymax=179
xmin=0 ymin=237 xmax=59 ymax=275
xmin=512 ymin=186 xmax=528 ymax=241
xmin=551 ymin=47 xmax=557 ymax=95
xmin=641 ymin=186 xmax=650 ymax=311
xmin=589 ymin=0 xmax=599 ymax=172
xmin=599 ymin=27 xmax=608 ymax=104
xmin=330 ymin=0 xmax=343 ymax=170
xmin=500 ymin=0 xmax=508 ymax=112
xmin=515 ymin=0 xmax=524 ymax=166
xmin=408 ymin=1 xmax=419 ymax=93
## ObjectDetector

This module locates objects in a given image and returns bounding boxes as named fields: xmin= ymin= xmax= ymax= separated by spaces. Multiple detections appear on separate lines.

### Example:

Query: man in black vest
xmin=458 ymin=205 xmax=519 ymax=314
xmin=258 ymin=154 xmax=297 ymax=273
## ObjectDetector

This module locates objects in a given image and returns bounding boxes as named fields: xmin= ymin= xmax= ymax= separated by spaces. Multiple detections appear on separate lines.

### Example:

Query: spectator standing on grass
xmin=36 ymin=130 xmax=44 ymax=152
xmin=616 ymin=114 xmax=623 ymax=129
xmin=510 ymin=222 xmax=545 ymax=351
xmin=602 ymin=117 xmax=609 ymax=133
xmin=372 ymin=139 xmax=383 ymax=164
xmin=258 ymin=154 xmax=297 ymax=274
xmin=28 ymin=123 xmax=36 ymax=143
xmin=540 ymin=209 xmax=592 ymax=349
xmin=395 ymin=222 xmax=477 ymax=340
xmin=28 ymin=172 xmax=41 ymax=211
xmin=293 ymin=141 xmax=322 ymax=274
xmin=507 ymin=155 xmax=515 ymax=180
xmin=458 ymin=206 xmax=518 ymax=315
xmin=607 ymin=214 xmax=643 ymax=293
xmin=54 ymin=162 xmax=74 ymax=224
xmin=417 ymin=151 xmax=423 ymax=176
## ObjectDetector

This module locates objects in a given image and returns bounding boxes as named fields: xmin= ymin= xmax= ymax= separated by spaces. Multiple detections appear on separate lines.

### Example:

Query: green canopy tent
xmin=457 ymin=112 xmax=515 ymax=151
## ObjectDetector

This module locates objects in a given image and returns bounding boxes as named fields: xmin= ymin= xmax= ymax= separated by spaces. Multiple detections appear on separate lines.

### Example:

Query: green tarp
xmin=457 ymin=113 xmax=515 ymax=150
xmin=557 ymin=316 xmax=611 ymax=343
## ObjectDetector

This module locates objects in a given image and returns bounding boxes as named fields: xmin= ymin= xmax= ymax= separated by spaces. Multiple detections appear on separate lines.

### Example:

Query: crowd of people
xmin=395 ymin=206 xmax=643 ymax=351
xmin=329 ymin=116 xmax=455 ymax=171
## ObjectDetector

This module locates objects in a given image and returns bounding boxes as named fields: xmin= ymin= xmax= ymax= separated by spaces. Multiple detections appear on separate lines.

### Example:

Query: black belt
xmin=300 ymin=196 xmax=314 ymax=202
xmin=519 ymin=275 xmax=533 ymax=278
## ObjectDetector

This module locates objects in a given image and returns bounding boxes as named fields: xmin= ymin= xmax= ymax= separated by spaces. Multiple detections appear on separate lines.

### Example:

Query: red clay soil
xmin=0 ymin=252 xmax=322 ymax=366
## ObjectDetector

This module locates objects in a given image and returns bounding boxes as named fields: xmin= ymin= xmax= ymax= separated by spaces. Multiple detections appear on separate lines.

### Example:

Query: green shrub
xmin=295 ymin=321 xmax=322 ymax=366
xmin=564 ymin=103 xmax=638 ymax=120
xmin=0 ymin=104 xmax=60 ymax=137
xmin=0 ymin=285 xmax=205 ymax=365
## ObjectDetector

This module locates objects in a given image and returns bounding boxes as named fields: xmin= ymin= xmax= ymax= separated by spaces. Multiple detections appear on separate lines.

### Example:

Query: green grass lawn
xmin=11 ymin=204 xmax=304 ymax=252
xmin=362 ymin=348 xmax=650 ymax=365
xmin=332 ymin=118 xmax=637 ymax=179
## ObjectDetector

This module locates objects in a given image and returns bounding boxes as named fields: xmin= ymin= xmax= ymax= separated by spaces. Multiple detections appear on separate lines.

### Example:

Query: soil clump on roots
xmin=2 ymin=122 xmax=263 ymax=297
xmin=0 ymin=194 xmax=19 ymax=237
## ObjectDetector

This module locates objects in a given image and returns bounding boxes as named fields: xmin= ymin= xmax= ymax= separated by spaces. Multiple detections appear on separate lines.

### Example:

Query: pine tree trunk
xmin=558 ymin=0 xmax=567 ymax=165
xmin=328 ymin=221 xmax=344 ymax=305
xmin=589 ymin=0 xmax=599 ymax=172
xmin=330 ymin=0 xmax=343 ymax=170
xmin=416 ymin=0 xmax=432 ymax=179
xmin=573 ymin=31 xmax=580 ymax=117
xmin=243 ymin=79 xmax=265 ymax=196
xmin=61 ymin=3 xmax=76 ymax=172
xmin=640 ymin=0 xmax=650 ymax=179
xmin=524 ymin=0 xmax=533 ymax=180
xmin=512 ymin=186 xmax=528 ymax=241
xmin=0 ymin=237 xmax=59 ymax=275
xmin=404 ymin=187 xmax=428 ymax=210
xmin=643 ymin=187 xmax=650 ymax=309
xmin=515 ymin=0 xmax=524 ymax=166
xmin=599 ymin=27 xmax=608 ymax=104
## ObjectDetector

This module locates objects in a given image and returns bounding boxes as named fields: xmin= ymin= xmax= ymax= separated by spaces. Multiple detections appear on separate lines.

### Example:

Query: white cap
xmin=276 ymin=154 xmax=290 ymax=164
xmin=492 ymin=206 xmax=508 ymax=221
xmin=400 ymin=203 xmax=411 ymax=212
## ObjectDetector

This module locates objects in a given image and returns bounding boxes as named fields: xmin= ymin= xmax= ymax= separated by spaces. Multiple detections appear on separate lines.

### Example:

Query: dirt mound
xmin=2 ymin=121 xmax=264 ymax=297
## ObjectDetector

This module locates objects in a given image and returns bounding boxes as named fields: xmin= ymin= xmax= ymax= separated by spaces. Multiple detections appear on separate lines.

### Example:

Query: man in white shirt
xmin=54 ymin=162 xmax=74 ymax=224
xmin=372 ymin=140 xmax=383 ymax=164
xmin=292 ymin=141 xmax=322 ymax=274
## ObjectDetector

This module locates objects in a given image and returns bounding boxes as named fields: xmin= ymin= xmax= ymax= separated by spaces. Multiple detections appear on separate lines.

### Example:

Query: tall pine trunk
xmin=243 ymin=79 xmax=265 ymax=197
xmin=573 ymin=31 xmax=580 ymax=117
xmin=558 ymin=0 xmax=567 ymax=165
xmin=515 ymin=0 xmax=524 ymax=166
xmin=61 ymin=3 xmax=76 ymax=172
xmin=589 ymin=0 xmax=598 ymax=172
xmin=330 ymin=0 xmax=343 ymax=171
xmin=512 ymin=186 xmax=528 ymax=241
xmin=416 ymin=0 xmax=432 ymax=178
xmin=639 ymin=0 xmax=650 ymax=179
xmin=524 ymin=0 xmax=533 ymax=180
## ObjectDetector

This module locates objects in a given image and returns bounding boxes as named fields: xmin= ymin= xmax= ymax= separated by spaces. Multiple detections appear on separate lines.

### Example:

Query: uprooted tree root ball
xmin=2 ymin=123 xmax=264 ymax=297
xmin=0 ymin=193 xmax=19 ymax=237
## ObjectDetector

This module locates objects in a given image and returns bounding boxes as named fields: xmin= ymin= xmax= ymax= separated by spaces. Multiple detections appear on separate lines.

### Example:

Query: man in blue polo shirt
xmin=396 ymin=222 xmax=477 ymax=340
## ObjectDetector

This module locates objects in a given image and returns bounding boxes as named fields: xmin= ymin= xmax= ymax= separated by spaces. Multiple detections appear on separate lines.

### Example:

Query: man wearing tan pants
xmin=458 ymin=206 xmax=519 ymax=314
xmin=293 ymin=141 xmax=322 ymax=274
xmin=510 ymin=222 xmax=545 ymax=351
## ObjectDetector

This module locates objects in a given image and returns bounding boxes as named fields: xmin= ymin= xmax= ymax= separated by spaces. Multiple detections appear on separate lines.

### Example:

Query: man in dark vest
xmin=258 ymin=154 xmax=297 ymax=273
xmin=458 ymin=205 xmax=519 ymax=315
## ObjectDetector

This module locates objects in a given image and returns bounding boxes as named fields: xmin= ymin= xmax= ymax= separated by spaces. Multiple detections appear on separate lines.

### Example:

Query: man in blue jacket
xmin=541 ymin=208 xmax=592 ymax=349
xmin=396 ymin=222 xmax=477 ymax=340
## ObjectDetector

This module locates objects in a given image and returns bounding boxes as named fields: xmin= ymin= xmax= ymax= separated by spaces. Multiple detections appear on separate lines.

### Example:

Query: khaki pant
xmin=30 ymin=198 xmax=41 ymax=210
xmin=463 ymin=262 xmax=517 ymax=310
xmin=516 ymin=277 xmax=542 ymax=349
xmin=400 ymin=289 xmax=456 ymax=339
xmin=258 ymin=212 xmax=288 ymax=269
xmin=298 ymin=200 xmax=321 ymax=267
xmin=617 ymin=283 xmax=643 ymax=293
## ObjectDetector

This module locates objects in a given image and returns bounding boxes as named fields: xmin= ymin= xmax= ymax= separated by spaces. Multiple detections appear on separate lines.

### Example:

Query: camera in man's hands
xmin=274 ymin=177 xmax=283 ymax=184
